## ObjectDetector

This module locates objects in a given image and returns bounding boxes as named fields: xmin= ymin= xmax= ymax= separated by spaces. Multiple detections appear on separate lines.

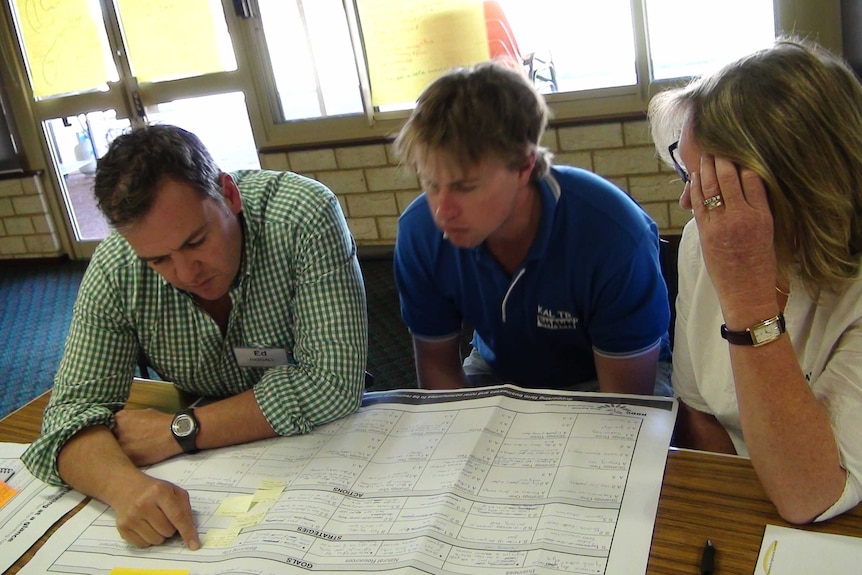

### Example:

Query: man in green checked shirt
xmin=21 ymin=124 xmax=368 ymax=550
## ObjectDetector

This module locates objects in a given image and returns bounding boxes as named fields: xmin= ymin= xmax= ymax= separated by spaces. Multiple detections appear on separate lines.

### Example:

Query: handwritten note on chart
xmin=357 ymin=0 xmax=490 ymax=106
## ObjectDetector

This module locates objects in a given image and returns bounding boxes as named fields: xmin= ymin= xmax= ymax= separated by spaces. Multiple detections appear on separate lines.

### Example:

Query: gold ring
xmin=703 ymin=195 xmax=723 ymax=211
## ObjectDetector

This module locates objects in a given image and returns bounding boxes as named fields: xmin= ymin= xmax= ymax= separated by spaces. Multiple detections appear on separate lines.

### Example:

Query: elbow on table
xmin=775 ymin=502 xmax=821 ymax=525
xmin=771 ymin=476 xmax=846 ymax=525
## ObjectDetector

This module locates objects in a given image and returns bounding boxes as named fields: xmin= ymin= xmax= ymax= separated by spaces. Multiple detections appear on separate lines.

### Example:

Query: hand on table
xmin=110 ymin=472 xmax=200 ymax=550
xmin=689 ymin=155 xmax=779 ymax=322
xmin=113 ymin=408 xmax=181 ymax=466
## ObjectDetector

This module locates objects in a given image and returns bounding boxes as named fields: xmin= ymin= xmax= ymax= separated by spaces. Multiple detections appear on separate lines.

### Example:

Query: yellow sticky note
xmin=202 ymin=527 xmax=241 ymax=548
xmin=252 ymin=488 xmax=283 ymax=504
xmin=231 ymin=509 xmax=268 ymax=529
xmin=0 ymin=481 xmax=19 ymax=509
xmin=109 ymin=569 xmax=189 ymax=575
xmin=215 ymin=495 xmax=254 ymax=517
xmin=258 ymin=477 xmax=286 ymax=491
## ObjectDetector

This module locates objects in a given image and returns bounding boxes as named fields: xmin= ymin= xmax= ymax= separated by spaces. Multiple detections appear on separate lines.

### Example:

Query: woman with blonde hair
xmin=649 ymin=37 xmax=862 ymax=523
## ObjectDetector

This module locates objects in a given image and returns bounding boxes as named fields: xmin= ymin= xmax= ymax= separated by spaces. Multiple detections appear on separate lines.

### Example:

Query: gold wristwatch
xmin=720 ymin=314 xmax=786 ymax=347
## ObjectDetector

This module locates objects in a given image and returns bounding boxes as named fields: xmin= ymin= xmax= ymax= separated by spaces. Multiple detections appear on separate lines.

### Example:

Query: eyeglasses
xmin=668 ymin=140 xmax=690 ymax=184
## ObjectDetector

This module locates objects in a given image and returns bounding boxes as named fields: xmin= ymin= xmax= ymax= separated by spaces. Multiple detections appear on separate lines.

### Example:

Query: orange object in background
xmin=483 ymin=1 xmax=558 ymax=93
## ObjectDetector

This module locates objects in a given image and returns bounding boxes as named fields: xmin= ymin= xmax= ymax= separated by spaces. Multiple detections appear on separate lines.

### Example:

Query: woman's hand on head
xmin=689 ymin=155 xmax=778 ymax=317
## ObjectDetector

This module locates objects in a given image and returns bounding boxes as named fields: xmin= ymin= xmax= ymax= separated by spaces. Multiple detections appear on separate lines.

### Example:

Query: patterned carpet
xmin=0 ymin=255 xmax=418 ymax=420
xmin=0 ymin=259 xmax=88 ymax=419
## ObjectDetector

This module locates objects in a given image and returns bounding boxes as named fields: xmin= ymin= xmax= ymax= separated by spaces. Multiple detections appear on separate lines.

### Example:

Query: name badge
xmin=233 ymin=347 xmax=290 ymax=368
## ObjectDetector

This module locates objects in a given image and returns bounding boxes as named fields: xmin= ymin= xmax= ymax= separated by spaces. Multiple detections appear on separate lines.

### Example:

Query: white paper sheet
xmin=18 ymin=385 xmax=677 ymax=575
xmin=0 ymin=443 xmax=87 ymax=573
xmin=754 ymin=524 xmax=862 ymax=574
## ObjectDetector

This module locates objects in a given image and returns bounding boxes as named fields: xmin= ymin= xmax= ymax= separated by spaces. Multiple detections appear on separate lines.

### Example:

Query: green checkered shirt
xmin=23 ymin=170 xmax=368 ymax=485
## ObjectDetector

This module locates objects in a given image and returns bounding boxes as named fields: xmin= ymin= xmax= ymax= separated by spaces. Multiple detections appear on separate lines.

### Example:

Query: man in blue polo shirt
xmin=393 ymin=61 xmax=671 ymax=394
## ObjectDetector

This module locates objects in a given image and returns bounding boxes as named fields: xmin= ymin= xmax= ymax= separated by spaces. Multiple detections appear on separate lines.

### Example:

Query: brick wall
xmin=260 ymin=119 xmax=692 ymax=246
xmin=0 ymin=118 xmax=690 ymax=260
xmin=0 ymin=172 xmax=63 ymax=258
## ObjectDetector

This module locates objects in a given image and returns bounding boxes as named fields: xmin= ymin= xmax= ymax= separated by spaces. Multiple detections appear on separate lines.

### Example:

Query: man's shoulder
xmin=550 ymin=165 xmax=655 ymax=239
xmin=234 ymin=170 xmax=335 ymax=221
xmin=90 ymin=232 xmax=140 ymax=271
xmin=78 ymin=233 xmax=155 ymax=304
xmin=396 ymin=194 xmax=438 ymax=245
xmin=552 ymin=165 xmax=640 ymax=212
xmin=398 ymin=193 xmax=430 ymax=224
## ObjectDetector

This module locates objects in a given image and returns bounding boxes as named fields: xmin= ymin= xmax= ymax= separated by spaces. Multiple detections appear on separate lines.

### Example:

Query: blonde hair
xmin=649 ymin=38 xmax=862 ymax=293
xmin=394 ymin=61 xmax=553 ymax=184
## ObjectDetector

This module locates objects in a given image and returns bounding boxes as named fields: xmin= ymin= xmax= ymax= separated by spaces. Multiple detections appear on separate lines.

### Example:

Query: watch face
xmin=172 ymin=414 xmax=195 ymax=437
xmin=753 ymin=319 xmax=783 ymax=344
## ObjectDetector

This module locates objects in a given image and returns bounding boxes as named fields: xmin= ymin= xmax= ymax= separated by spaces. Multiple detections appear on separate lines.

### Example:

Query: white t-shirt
xmin=672 ymin=220 xmax=862 ymax=520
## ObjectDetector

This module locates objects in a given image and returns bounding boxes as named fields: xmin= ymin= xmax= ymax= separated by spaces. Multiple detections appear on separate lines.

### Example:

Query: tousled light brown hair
xmin=649 ymin=37 xmax=862 ymax=293
xmin=394 ymin=60 xmax=553 ymax=183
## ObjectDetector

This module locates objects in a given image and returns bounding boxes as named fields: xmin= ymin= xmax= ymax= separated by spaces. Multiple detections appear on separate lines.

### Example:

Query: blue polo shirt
xmin=394 ymin=165 xmax=670 ymax=389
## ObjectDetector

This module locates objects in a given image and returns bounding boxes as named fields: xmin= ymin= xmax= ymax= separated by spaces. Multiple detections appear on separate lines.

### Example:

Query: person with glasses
xmin=649 ymin=37 xmax=862 ymax=522
xmin=393 ymin=61 xmax=671 ymax=396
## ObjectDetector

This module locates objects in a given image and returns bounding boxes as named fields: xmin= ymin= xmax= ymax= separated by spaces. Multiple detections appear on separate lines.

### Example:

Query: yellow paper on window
xmin=13 ymin=0 xmax=113 ymax=98
xmin=116 ymin=0 xmax=227 ymax=83
xmin=357 ymin=0 xmax=490 ymax=106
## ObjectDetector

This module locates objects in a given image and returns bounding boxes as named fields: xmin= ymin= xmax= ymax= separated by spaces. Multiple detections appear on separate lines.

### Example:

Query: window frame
xmin=241 ymin=0 xmax=844 ymax=150
xmin=0 ymin=0 xmax=845 ymax=156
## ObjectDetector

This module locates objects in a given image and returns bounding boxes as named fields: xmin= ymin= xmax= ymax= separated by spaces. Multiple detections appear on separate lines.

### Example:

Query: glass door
xmin=7 ymin=0 xmax=259 ymax=257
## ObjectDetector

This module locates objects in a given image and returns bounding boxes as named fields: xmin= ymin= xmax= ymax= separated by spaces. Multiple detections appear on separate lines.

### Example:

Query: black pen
xmin=701 ymin=539 xmax=716 ymax=575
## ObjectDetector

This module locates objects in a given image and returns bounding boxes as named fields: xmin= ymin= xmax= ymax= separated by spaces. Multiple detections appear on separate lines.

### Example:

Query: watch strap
xmin=171 ymin=408 xmax=200 ymax=454
xmin=721 ymin=314 xmax=786 ymax=347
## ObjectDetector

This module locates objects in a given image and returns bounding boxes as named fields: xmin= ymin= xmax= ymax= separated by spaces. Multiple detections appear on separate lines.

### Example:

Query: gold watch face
xmin=172 ymin=414 xmax=195 ymax=437
xmin=752 ymin=318 xmax=783 ymax=345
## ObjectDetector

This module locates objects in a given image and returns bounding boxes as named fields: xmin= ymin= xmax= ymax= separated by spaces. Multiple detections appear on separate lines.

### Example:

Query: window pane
xmin=45 ymin=111 xmax=130 ymax=240
xmin=258 ymin=0 xmax=362 ymax=121
xmin=646 ymin=0 xmax=775 ymax=80
xmin=498 ymin=0 xmax=636 ymax=92
xmin=116 ymin=0 xmax=236 ymax=83
xmin=147 ymin=92 xmax=260 ymax=171
xmin=10 ymin=0 xmax=117 ymax=99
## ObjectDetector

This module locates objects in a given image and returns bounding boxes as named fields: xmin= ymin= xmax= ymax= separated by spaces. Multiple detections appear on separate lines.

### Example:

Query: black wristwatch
xmin=170 ymin=408 xmax=200 ymax=454
xmin=720 ymin=314 xmax=786 ymax=347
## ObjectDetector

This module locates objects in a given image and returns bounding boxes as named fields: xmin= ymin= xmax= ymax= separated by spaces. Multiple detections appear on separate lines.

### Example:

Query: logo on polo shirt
xmin=536 ymin=306 xmax=579 ymax=330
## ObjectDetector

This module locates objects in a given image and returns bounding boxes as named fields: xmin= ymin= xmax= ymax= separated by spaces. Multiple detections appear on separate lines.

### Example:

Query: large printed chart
xmin=0 ymin=443 xmax=86 ymax=573
xmin=20 ymin=386 xmax=677 ymax=575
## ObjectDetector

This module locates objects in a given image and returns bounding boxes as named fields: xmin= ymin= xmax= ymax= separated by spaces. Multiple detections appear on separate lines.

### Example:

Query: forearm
xmin=414 ymin=337 xmax=470 ymax=390
xmin=58 ymin=425 xmax=200 ymax=549
xmin=58 ymin=426 xmax=151 ymax=507
xmin=115 ymin=389 xmax=278 ymax=465
xmin=417 ymin=364 xmax=470 ymax=390
xmin=729 ymin=337 xmax=845 ymax=523
xmin=195 ymin=388 xmax=277 ymax=448
xmin=594 ymin=347 xmax=659 ymax=395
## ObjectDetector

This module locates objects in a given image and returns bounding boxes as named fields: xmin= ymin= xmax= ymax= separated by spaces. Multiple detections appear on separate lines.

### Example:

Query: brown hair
xmin=94 ymin=124 xmax=223 ymax=229
xmin=649 ymin=38 xmax=862 ymax=292
xmin=394 ymin=60 xmax=553 ymax=183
